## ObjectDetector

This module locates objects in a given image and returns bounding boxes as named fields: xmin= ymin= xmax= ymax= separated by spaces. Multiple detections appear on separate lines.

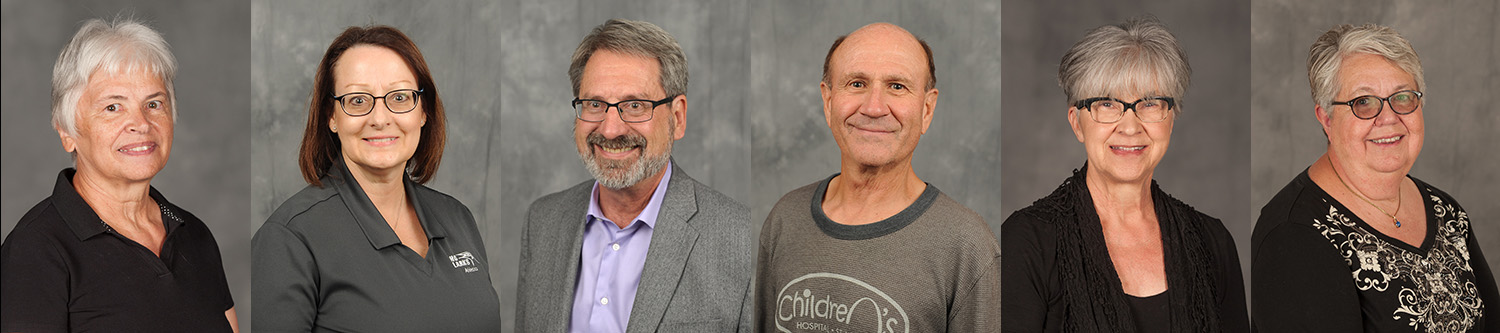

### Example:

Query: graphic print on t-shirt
xmin=774 ymin=272 xmax=909 ymax=333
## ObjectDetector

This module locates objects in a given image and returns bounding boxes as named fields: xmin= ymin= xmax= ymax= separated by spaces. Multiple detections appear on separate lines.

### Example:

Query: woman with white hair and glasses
xmin=0 ymin=18 xmax=237 ymax=332
xmin=1252 ymin=24 xmax=1499 ymax=332
xmin=1002 ymin=16 xmax=1249 ymax=332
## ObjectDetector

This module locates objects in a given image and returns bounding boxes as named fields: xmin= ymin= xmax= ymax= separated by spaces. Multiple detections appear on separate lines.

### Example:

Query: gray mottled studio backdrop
xmin=749 ymin=0 xmax=1003 ymax=240
xmin=1250 ymin=0 xmax=1500 ymax=285
xmin=253 ymin=0 xmax=750 ymax=331
xmin=0 ymin=0 xmax=252 ymax=329
xmin=498 ymin=1 xmax=749 ymax=332
xmin=249 ymin=0 xmax=503 ymax=330
xmin=1000 ymin=0 xmax=1252 ymax=297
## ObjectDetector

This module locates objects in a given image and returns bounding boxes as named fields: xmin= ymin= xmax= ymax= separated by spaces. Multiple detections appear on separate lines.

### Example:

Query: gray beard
xmin=582 ymin=141 xmax=671 ymax=190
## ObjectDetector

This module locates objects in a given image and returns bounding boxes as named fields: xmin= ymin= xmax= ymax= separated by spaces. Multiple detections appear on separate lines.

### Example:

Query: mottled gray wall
xmin=0 ymin=0 xmax=252 ymax=329
xmin=999 ymin=0 xmax=1253 ymax=295
xmin=1250 ymin=0 xmax=1500 ymax=284
xmin=749 ymin=0 xmax=1004 ymax=239
xmin=249 ymin=0 xmax=503 ymax=330
xmin=498 ymin=1 xmax=749 ymax=332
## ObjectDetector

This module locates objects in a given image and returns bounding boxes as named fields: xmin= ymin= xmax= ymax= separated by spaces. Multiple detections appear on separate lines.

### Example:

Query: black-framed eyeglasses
xmin=571 ymin=96 xmax=676 ymax=123
xmin=331 ymin=89 xmax=423 ymax=116
xmin=1073 ymin=96 xmax=1176 ymax=123
xmin=1331 ymin=90 xmax=1422 ymax=120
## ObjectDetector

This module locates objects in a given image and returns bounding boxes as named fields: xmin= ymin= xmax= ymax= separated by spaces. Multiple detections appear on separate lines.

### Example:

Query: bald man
xmin=753 ymin=23 xmax=1001 ymax=332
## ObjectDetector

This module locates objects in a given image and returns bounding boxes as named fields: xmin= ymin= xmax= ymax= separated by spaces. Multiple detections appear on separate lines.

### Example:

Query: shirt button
xmin=600 ymin=297 xmax=609 ymax=305
xmin=611 ymin=243 xmax=621 ymax=251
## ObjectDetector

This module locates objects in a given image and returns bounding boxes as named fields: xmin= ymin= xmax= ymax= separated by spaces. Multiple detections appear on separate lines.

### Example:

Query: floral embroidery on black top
xmin=1311 ymin=191 xmax=1483 ymax=332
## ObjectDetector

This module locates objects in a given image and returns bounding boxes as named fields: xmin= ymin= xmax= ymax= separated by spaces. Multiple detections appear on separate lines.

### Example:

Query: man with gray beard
xmin=515 ymin=19 xmax=752 ymax=333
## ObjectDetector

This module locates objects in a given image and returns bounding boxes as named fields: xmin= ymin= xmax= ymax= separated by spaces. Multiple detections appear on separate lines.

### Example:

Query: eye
xmin=889 ymin=83 xmax=906 ymax=91
xmin=1097 ymin=101 xmax=1116 ymax=108
xmin=850 ymin=81 xmax=865 ymax=88
xmin=1139 ymin=100 xmax=1160 ymax=108
xmin=349 ymin=95 xmax=369 ymax=106
xmin=104 ymin=103 xmax=122 ymax=112
xmin=391 ymin=93 xmax=408 ymax=102
xmin=146 ymin=100 xmax=163 ymax=110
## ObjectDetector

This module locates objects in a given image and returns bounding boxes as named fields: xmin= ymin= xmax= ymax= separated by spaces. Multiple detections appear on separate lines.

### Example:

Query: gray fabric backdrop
xmin=999 ymin=0 xmax=1253 ymax=299
xmin=253 ymin=0 xmax=749 ymax=331
xmin=749 ymin=0 xmax=1004 ymax=240
xmin=0 ymin=0 xmax=252 ymax=329
xmin=1250 ymin=0 xmax=1500 ymax=293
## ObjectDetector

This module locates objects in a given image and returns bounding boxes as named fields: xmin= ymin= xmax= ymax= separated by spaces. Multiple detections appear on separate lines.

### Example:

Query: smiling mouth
xmin=366 ymin=137 xmax=396 ymax=142
xmin=117 ymin=143 xmax=155 ymax=154
xmin=1111 ymin=145 xmax=1145 ymax=152
xmin=1370 ymin=135 xmax=1403 ymax=144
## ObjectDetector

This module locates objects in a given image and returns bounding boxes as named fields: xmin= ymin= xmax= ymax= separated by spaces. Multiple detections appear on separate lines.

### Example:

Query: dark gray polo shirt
xmin=252 ymin=162 xmax=501 ymax=332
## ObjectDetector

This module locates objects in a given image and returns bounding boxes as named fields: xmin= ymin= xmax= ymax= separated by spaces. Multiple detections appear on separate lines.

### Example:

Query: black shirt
xmin=0 ymin=169 xmax=234 ymax=332
xmin=1128 ymin=290 xmax=1171 ymax=333
xmin=251 ymin=161 xmax=501 ymax=332
xmin=1252 ymin=170 xmax=1499 ymax=332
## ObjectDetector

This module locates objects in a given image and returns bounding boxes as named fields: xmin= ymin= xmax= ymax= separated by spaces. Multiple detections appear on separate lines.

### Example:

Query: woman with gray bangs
xmin=1252 ymin=24 xmax=1499 ymax=332
xmin=1002 ymin=16 xmax=1248 ymax=332
xmin=0 ymin=18 xmax=237 ymax=332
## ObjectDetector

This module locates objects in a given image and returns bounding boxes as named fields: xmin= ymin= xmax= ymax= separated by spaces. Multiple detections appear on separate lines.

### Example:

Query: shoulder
xmin=262 ymin=183 xmax=342 ymax=230
xmin=526 ymin=180 xmax=593 ymax=217
xmin=1409 ymin=176 xmax=1466 ymax=212
xmin=410 ymin=182 xmax=471 ymax=215
xmin=928 ymin=191 xmax=991 ymax=234
xmin=1252 ymin=173 xmax=1327 ymax=248
xmin=3 ymin=197 xmax=68 ymax=255
xmin=767 ymin=181 xmax=820 ymax=218
xmin=682 ymin=176 xmax=748 ymax=215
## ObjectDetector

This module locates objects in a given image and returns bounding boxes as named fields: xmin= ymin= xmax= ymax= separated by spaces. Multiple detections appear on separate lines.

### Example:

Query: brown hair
xmin=298 ymin=25 xmax=445 ymax=186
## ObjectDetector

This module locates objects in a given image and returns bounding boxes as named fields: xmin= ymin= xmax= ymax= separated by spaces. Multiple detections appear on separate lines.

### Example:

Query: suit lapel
xmin=625 ymin=165 xmax=700 ymax=332
xmin=548 ymin=182 xmax=592 ymax=332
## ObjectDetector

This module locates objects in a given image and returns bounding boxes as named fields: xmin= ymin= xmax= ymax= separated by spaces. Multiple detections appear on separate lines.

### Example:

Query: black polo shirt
xmin=251 ymin=161 xmax=501 ymax=332
xmin=0 ymin=168 xmax=234 ymax=332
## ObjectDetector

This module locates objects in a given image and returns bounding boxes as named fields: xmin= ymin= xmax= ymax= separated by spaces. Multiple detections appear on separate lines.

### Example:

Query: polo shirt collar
xmin=586 ymin=161 xmax=673 ymax=229
xmin=54 ymin=168 xmax=185 ymax=241
xmin=327 ymin=160 xmax=448 ymax=250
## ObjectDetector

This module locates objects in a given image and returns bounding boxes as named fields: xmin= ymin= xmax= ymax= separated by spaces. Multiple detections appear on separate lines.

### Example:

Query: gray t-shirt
xmin=755 ymin=175 xmax=1002 ymax=332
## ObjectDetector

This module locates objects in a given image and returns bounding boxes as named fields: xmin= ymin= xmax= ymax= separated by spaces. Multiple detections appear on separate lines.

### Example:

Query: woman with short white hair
xmin=0 ymin=18 xmax=237 ymax=332
xmin=1252 ymin=23 xmax=1499 ymax=332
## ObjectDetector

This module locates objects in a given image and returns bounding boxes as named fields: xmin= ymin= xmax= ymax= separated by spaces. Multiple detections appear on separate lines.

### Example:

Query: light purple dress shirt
xmin=569 ymin=164 xmax=672 ymax=333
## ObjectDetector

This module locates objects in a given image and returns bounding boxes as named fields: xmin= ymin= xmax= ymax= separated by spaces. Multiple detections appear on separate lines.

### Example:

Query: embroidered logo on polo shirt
xmin=449 ymin=251 xmax=480 ymax=273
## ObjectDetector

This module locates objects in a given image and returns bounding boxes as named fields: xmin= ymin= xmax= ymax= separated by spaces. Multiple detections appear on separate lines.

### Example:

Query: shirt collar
xmin=586 ymin=161 xmax=673 ymax=229
xmin=328 ymin=159 xmax=447 ymax=250
xmin=53 ymin=168 xmax=184 ymax=241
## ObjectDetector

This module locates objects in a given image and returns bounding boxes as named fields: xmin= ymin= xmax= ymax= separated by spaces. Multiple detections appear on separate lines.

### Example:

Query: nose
xmin=1371 ymin=99 xmax=1404 ymax=126
xmin=857 ymin=89 xmax=891 ymax=118
xmin=365 ymin=99 xmax=393 ymax=129
xmin=124 ymin=106 xmax=151 ymax=134
xmin=594 ymin=105 xmax=631 ymax=138
xmin=1114 ymin=108 xmax=1143 ymax=135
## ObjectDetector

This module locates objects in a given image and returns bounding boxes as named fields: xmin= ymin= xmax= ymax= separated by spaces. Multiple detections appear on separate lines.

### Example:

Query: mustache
xmin=587 ymin=132 xmax=648 ymax=151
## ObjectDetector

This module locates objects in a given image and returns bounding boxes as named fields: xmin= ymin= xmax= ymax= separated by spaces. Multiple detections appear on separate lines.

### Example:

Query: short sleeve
xmin=950 ymin=254 xmax=1002 ymax=332
xmin=0 ymin=228 xmax=71 ymax=333
xmin=251 ymin=222 xmax=319 ymax=332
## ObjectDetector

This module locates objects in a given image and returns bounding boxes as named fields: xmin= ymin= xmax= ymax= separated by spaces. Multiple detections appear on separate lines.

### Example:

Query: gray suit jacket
xmin=516 ymin=163 xmax=753 ymax=332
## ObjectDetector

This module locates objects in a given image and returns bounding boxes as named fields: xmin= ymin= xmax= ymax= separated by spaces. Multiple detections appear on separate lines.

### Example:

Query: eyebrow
xmin=1349 ymin=83 xmax=1412 ymax=95
xmin=95 ymin=91 xmax=167 ymax=104
xmin=581 ymin=93 xmax=651 ymax=101
xmin=340 ymin=80 xmax=417 ymax=92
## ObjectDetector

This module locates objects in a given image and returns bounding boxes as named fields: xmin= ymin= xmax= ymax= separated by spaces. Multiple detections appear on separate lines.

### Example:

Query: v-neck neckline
xmin=1307 ymin=173 xmax=1437 ymax=255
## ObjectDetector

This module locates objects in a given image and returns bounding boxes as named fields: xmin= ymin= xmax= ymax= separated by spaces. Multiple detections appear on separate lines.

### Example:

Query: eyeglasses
xmin=1331 ymin=90 xmax=1422 ymax=120
xmin=571 ymin=96 xmax=676 ymax=123
xmin=331 ymin=89 xmax=423 ymax=116
xmin=1074 ymin=96 xmax=1176 ymax=123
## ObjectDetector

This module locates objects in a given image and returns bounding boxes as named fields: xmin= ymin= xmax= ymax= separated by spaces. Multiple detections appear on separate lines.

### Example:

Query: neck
xmin=72 ymin=167 xmax=156 ymax=229
xmin=822 ymin=160 xmax=925 ymax=225
xmin=597 ymin=164 xmax=668 ymax=229
xmin=1321 ymin=154 xmax=1402 ymax=201
xmin=345 ymin=158 xmax=409 ymax=218
xmin=1083 ymin=166 xmax=1155 ymax=226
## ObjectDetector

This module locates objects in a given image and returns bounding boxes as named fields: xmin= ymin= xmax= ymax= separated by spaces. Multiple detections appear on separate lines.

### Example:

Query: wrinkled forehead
xmin=831 ymin=28 xmax=929 ymax=80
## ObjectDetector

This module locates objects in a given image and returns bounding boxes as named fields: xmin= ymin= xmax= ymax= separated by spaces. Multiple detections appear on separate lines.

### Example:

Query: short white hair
xmin=1058 ymin=16 xmax=1191 ymax=110
xmin=52 ymin=17 xmax=177 ymax=136
xmin=1307 ymin=24 xmax=1423 ymax=110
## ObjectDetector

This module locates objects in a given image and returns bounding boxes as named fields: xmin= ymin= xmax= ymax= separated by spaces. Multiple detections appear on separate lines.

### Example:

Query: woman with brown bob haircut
xmin=251 ymin=25 xmax=501 ymax=331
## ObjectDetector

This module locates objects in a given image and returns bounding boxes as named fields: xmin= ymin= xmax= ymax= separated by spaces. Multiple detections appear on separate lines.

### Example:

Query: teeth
xmin=119 ymin=146 xmax=150 ymax=152
xmin=1112 ymin=146 xmax=1144 ymax=151
xmin=601 ymin=146 xmax=632 ymax=154
xmin=1372 ymin=136 xmax=1402 ymax=144
xmin=367 ymin=138 xmax=396 ymax=142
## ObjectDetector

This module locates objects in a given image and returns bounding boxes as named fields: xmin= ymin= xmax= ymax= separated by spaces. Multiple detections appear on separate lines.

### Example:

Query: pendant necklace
xmin=1329 ymin=159 xmax=1402 ymax=228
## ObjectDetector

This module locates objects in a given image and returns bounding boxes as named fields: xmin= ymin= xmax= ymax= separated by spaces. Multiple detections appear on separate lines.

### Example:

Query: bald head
xmin=822 ymin=23 xmax=936 ymax=90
